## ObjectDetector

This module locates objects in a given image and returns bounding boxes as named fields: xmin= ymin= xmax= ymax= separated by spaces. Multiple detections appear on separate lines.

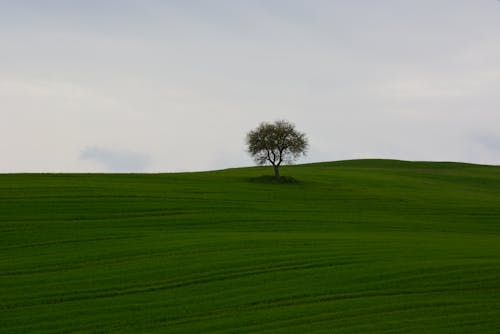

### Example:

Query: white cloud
xmin=80 ymin=146 xmax=151 ymax=172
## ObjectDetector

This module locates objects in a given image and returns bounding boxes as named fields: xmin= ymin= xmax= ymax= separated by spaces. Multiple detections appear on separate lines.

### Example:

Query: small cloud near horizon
xmin=473 ymin=135 xmax=500 ymax=152
xmin=80 ymin=146 xmax=151 ymax=172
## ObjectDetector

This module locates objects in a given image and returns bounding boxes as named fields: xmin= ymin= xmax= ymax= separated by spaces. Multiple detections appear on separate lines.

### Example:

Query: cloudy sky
xmin=1 ymin=0 xmax=499 ymax=172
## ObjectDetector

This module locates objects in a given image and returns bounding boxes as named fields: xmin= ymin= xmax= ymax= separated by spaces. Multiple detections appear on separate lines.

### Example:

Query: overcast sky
xmin=1 ymin=0 xmax=499 ymax=172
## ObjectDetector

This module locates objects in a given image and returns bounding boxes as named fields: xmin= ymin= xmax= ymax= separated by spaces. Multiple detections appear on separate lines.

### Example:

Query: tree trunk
xmin=273 ymin=164 xmax=280 ymax=180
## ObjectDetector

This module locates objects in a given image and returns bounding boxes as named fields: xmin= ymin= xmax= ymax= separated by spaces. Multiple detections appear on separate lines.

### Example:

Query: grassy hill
xmin=1 ymin=159 xmax=500 ymax=333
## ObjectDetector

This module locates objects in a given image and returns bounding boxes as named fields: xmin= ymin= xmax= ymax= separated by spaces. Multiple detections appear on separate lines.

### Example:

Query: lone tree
xmin=246 ymin=120 xmax=308 ymax=179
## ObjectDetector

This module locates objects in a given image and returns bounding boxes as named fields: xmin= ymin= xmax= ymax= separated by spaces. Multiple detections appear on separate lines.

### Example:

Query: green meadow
xmin=1 ymin=159 xmax=500 ymax=333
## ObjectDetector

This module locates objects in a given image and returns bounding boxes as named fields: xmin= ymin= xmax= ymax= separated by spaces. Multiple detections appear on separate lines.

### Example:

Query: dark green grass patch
xmin=1 ymin=159 xmax=500 ymax=333
xmin=248 ymin=175 xmax=299 ymax=184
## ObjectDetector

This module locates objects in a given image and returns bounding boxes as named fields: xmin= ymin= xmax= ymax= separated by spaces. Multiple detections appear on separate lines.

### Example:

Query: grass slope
xmin=1 ymin=159 xmax=500 ymax=333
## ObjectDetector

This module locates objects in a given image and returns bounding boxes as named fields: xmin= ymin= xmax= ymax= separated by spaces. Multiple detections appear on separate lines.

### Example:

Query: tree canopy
xmin=246 ymin=120 xmax=308 ymax=179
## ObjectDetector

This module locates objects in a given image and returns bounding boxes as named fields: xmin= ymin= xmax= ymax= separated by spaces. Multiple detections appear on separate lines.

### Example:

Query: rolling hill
xmin=1 ymin=159 xmax=500 ymax=333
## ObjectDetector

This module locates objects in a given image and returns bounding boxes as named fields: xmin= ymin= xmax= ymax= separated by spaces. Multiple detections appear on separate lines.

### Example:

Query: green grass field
xmin=1 ymin=159 xmax=500 ymax=333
